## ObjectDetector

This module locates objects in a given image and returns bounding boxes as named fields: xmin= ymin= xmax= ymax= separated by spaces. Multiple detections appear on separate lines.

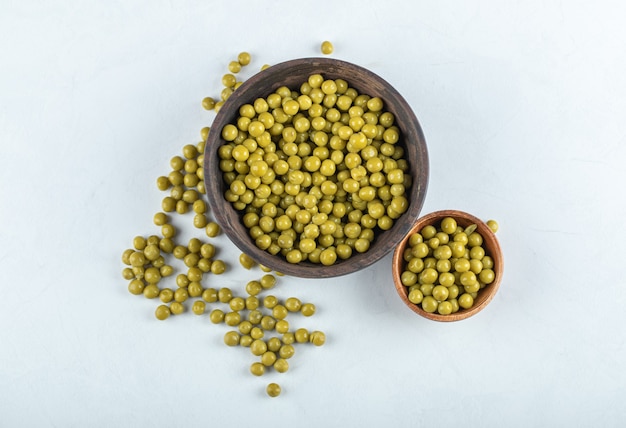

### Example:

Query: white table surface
xmin=2 ymin=1 xmax=626 ymax=426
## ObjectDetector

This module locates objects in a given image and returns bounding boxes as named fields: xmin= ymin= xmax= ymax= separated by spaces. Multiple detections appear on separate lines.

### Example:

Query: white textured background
xmin=2 ymin=1 xmax=626 ymax=426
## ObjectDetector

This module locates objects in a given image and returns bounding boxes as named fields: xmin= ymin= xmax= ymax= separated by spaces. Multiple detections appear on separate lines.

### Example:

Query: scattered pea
xmin=155 ymin=305 xmax=171 ymax=320
xmin=301 ymin=303 xmax=316 ymax=317
xmin=266 ymin=383 xmax=281 ymax=398
xmin=309 ymin=331 xmax=326 ymax=346
xmin=250 ymin=362 xmax=265 ymax=376
xmin=170 ymin=302 xmax=184 ymax=315
xmin=239 ymin=253 xmax=256 ymax=269
xmin=224 ymin=331 xmax=241 ymax=346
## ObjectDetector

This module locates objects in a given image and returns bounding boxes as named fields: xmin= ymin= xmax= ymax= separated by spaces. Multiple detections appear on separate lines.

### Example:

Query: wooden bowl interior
xmin=205 ymin=57 xmax=429 ymax=278
xmin=392 ymin=210 xmax=503 ymax=321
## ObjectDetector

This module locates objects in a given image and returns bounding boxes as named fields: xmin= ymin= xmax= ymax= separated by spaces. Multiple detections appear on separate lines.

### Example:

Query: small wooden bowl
xmin=392 ymin=210 xmax=503 ymax=321
xmin=205 ymin=57 xmax=429 ymax=278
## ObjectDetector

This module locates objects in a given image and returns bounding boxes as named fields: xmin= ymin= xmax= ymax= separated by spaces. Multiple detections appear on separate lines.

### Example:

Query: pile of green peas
xmin=210 ymin=269 xmax=325 ymax=388
xmin=217 ymin=73 xmax=412 ymax=266
xmin=121 ymin=50 xmax=329 ymax=398
xmin=123 ymin=134 xmax=228 ymax=316
xmin=400 ymin=217 xmax=499 ymax=315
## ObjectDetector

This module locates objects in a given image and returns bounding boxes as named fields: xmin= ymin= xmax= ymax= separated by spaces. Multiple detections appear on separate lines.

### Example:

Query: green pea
xmin=191 ymin=300 xmax=206 ymax=315
xmin=250 ymin=362 xmax=265 ymax=376
xmin=224 ymin=331 xmax=240 ymax=346
xmin=309 ymin=331 xmax=326 ymax=346
xmin=301 ymin=303 xmax=316 ymax=316
xmin=266 ymin=383 xmax=281 ymax=398
xmin=155 ymin=305 xmax=171 ymax=320
xmin=239 ymin=253 xmax=256 ymax=269
xmin=170 ymin=302 xmax=184 ymax=315
xmin=274 ymin=358 xmax=289 ymax=373
xmin=209 ymin=309 xmax=225 ymax=324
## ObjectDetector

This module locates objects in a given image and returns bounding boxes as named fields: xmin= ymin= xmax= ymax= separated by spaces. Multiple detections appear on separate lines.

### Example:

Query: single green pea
xmin=245 ymin=296 xmax=260 ymax=310
xmin=128 ymin=279 xmax=144 ymax=295
xmin=482 ymin=256 xmax=494 ymax=270
xmin=300 ymin=303 xmax=316 ymax=316
xmin=248 ymin=310 xmax=263 ymax=325
xmin=432 ymin=285 xmax=449 ymax=302
xmin=170 ymin=302 xmax=184 ymax=315
xmin=209 ymin=309 xmax=225 ymax=324
xmin=143 ymin=284 xmax=160 ymax=299
xmin=284 ymin=297 xmax=301 ymax=312
xmin=251 ymin=339 xmax=268 ymax=356
xmin=459 ymin=293 xmax=474 ymax=309
xmin=239 ymin=253 xmax=256 ymax=269
xmin=202 ymin=97 xmax=216 ymax=110
xmin=437 ymin=301 xmax=453 ymax=315
xmin=191 ymin=300 xmax=206 ymax=315
xmin=266 ymin=383 xmax=281 ymax=398
xmin=121 ymin=248 xmax=134 ymax=265
xmin=272 ymin=305 xmax=288 ymax=320
xmin=122 ymin=268 xmax=135 ymax=280
xmin=260 ymin=274 xmax=276 ymax=289
xmin=309 ymin=331 xmax=326 ymax=346
xmin=479 ymin=268 xmax=495 ymax=284
xmin=470 ymin=246 xmax=485 ymax=260
xmin=250 ymin=362 xmax=265 ymax=376
xmin=454 ymin=258 xmax=471 ymax=273
xmin=187 ymin=267 xmax=202 ymax=282
xmin=274 ymin=358 xmax=289 ymax=373
xmin=460 ymin=271 xmax=478 ymax=287
xmin=421 ymin=296 xmax=438 ymax=313
xmin=281 ymin=333 xmax=295 ymax=346
xmin=202 ymin=288 xmax=218 ymax=303
xmin=224 ymin=331 xmax=240 ymax=346
xmin=174 ymin=287 xmax=189 ymax=303
xmin=275 ymin=320 xmax=289 ymax=334
xmin=279 ymin=344 xmax=295 ymax=359
xmin=224 ymin=312 xmax=241 ymax=326
xmin=159 ymin=288 xmax=174 ymax=303
xmin=217 ymin=287 xmax=233 ymax=303
xmin=261 ymin=351 xmax=277 ymax=367
xmin=295 ymin=328 xmax=309 ymax=343
xmin=401 ymin=271 xmax=418 ymax=287
xmin=260 ymin=315 xmax=276 ymax=331
xmin=246 ymin=280 xmax=262 ymax=296
xmin=229 ymin=297 xmax=245 ymax=312
xmin=205 ymin=222 xmax=221 ymax=238
xmin=250 ymin=326 xmax=264 ymax=339
xmin=408 ymin=289 xmax=424 ymax=304
xmin=210 ymin=260 xmax=226 ymax=275
xmin=155 ymin=305 xmax=171 ymax=320
xmin=487 ymin=219 xmax=499 ymax=233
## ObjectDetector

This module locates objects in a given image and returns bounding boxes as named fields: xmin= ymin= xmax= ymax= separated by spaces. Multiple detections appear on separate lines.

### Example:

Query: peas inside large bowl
xmin=204 ymin=57 xmax=429 ymax=278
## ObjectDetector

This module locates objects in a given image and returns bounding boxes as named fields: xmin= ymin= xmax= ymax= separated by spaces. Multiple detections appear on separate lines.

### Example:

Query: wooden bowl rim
xmin=204 ymin=57 xmax=429 ymax=278
xmin=392 ymin=209 xmax=503 ymax=321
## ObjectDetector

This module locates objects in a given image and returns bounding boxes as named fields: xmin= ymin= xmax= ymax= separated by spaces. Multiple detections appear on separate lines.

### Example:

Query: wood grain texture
xmin=204 ymin=57 xmax=429 ymax=278
xmin=391 ymin=210 xmax=504 ymax=321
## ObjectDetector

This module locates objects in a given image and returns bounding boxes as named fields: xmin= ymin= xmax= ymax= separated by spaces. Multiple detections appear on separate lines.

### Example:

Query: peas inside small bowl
xmin=392 ymin=210 xmax=503 ymax=321
xmin=204 ymin=57 xmax=429 ymax=278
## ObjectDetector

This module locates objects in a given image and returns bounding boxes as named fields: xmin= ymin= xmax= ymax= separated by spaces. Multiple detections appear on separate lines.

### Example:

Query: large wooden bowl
xmin=204 ymin=57 xmax=429 ymax=278
xmin=392 ymin=210 xmax=503 ymax=321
